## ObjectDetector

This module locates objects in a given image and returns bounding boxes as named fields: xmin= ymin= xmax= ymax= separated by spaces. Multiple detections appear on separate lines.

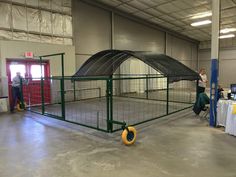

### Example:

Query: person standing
xmin=197 ymin=68 xmax=208 ymax=95
xmin=10 ymin=72 xmax=26 ymax=113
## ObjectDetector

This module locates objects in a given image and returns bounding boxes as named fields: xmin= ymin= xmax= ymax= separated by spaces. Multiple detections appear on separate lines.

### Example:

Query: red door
xmin=6 ymin=59 xmax=50 ymax=106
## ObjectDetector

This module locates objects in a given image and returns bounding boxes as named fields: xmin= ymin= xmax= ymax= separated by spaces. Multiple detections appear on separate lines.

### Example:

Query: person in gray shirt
xmin=10 ymin=72 xmax=28 ymax=113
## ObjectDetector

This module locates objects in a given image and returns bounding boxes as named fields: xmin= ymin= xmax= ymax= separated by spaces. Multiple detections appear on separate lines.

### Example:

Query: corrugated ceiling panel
xmin=171 ymin=1 xmax=192 ymax=9
xmin=117 ymin=4 xmax=137 ymax=13
xmin=128 ymin=0 xmax=149 ymax=9
xmin=171 ymin=26 xmax=184 ymax=31
xmin=221 ymin=0 xmax=236 ymax=9
xmin=99 ymin=0 xmax=120 ymax=7
xmin=221 ymin=8 xmax=236 ymax=18
xmin=96 ymin=0 xmax=236 ymax=42
xmin=134 ymin=12 xmax=153 ymax=19
xmin=160 ymin=15 xmax=176 ymax=22
xmin=156 ymin=3 xmax=180 ymax=13
xmin=145 ymin=8 xmax=163 ymax=16
xmin=149 ymin=17 xmax=166 ymax=24
xmin=138 ymin=0 xmax=157 ymax=7
xmin=171 ymin=20 xmax=186 ymax=26
xmin=221 ymin=16 xmax=236 ymax=24
xmin=161 ymin=23 xmax=176 ymax=29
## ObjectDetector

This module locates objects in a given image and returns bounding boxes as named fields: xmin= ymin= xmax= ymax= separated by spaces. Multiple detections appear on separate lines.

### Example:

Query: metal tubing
xmin=73 ymin=80 xmax=76 ymax=101
xmin=59 ymin=53 xmax=66 ymax=120
xmin=60 ymin=78 xmax=66 ymax=120
xmin=97 ymin=111 xmax=99 ymax=129
xmin=106 ymin=80 xmax=110 ymax=132
xmin=39 ymin=56 xmax=45 ymax=114
xmin=32 ymin=111 xmax=108 ymax=133
xmin=166 ymin=76 xmax=169 ymax=115
xmin=61 ymin=53 xmax=65 ymax=78
xmin=39 ymin=53 xmax=65 ymax=58
xmin=106 ymin=77 xmax=114 ymax=132
xmin=109 ymin=120 xmax=126 ymax=126
xmin=196 ymin=79 xmax=199 ymax=101
xmin=110 ymin=78 xmax=113 ymax=132
xmin=146 ymin=75 xmax=149 ymax=99
xmin=112 ymin=76 xmax=165 ymax=81
xmin=111 ymin=106 xmax=193 ymax=132
xmin=115 ymin=95 xmax=193 ymax=105
xmin=19 ymin=78 xmax=25 ymax=109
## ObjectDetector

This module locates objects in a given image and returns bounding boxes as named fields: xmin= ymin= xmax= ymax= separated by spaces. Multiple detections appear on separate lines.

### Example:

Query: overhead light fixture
xmin=220 ymin=28 xmax=236 ymax=34
xmin=191 ymin=11 xmax=212 ymax=19
xmin=191 ymin=20 xmax=212 ymax=27
xmin=219 ymin=34 xmax=235 ymax=39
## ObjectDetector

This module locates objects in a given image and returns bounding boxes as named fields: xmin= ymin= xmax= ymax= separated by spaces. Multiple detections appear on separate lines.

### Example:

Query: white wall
xmin=73 ymin=0 xmax=111 ymax=68
xmin=0 ymin=40 xmax=76 ymax=76
xmin=73 ymin=0 xmax=199 ymax=72
xmin=114 ymin=15 xmax=165 ymax=52
xmin=0 ymin=40 xmax=76 ymax=97
xmin=199 ymin=47 xmax=236 ymax=88
xmin=166 ymin=34 xmax=198 ymax=71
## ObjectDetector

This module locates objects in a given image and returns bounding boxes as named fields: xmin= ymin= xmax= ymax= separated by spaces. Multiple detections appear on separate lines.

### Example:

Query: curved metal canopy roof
xmin=73 ymin=50 xmax=200 ymax=82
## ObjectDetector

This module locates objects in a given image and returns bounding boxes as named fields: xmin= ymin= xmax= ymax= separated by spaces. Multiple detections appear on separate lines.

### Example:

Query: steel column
xmin=210 ymin=0 xmax=220 ymax=127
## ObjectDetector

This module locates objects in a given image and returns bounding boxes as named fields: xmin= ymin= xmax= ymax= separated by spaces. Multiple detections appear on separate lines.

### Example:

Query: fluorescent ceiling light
xmin=220 ymin=28 xmax=236 ymax=34
xmin=219 ymin=34 xmax=235 ymax=39
xmin=191 ymin=20 xmax=211 ymax=26
xmin=191 ymin=11 xmax=212 ymax=19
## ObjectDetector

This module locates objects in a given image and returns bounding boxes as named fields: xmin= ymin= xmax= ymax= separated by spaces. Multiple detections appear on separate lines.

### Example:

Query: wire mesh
xmin=168 ymin=78 xmax=196 ymax=114
xmin=44 ymin=78 xmax=62 ymax=118
xmin=111 ymin=75 xmax=196 ymax=131
xmin=63 ymin=79 xmax=107 ymax=130
xmin=21 ymin=75 xmax=197 ymax=133
xmin=112 ymin=76 xmax=168 ymax=131
xmin=22 ymin=78 xmax=43 ymax=113
xmin=22 ymin=77 xmax=62 ymax=118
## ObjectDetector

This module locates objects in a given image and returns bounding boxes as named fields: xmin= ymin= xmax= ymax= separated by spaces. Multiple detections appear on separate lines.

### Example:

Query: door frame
xmin=6 ymin=58 xmax=50 ymax=80
xmin=6 ymin=58 xmax=51 ymax=106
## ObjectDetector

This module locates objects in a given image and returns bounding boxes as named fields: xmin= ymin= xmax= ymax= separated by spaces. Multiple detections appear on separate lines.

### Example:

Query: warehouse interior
xmin=0 ymin=0 xmax=236 ymax=177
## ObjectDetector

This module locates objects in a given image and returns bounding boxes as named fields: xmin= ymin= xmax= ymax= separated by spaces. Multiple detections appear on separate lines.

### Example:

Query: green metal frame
xmin=20 ymin=53 xmax=198 ymax=133
xmin=166 ymin=76 xmax=169 ymax=115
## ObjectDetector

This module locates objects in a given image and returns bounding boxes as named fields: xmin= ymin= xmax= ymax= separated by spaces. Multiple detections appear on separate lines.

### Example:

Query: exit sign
xmin=24 ymin=52 xmax=34 ymax=58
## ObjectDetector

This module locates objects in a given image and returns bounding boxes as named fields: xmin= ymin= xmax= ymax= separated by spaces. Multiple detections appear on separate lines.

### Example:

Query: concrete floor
xmin=0 ymin=110 xmax=236 ymax=177
xmin=31 ymin=97 xmax=191 ymax=131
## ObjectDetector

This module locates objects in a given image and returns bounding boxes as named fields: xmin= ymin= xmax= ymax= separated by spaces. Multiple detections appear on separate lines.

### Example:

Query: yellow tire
xmin=121 ymin=126 xmax=137 ymax=145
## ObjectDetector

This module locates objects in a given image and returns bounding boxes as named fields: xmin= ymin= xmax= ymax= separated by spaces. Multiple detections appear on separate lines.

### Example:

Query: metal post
xmin=40 ymin=56 xmax=45 ymax=114
xmin=110 ymin=78 xmax=113 ymax=132
xmin=146 ymin=74 xmax=149 ymax=99
xmin=106 ymin=79 xmax=110 ymax=132
xmin=210 ymin=0 xmax=220 ymax=127
xmin=166 ymin=76 xmax=169 ymax=115
xmin=19 ymin=78 xmax=25 ymax=109
xmin=38 ymin=52 xmax=65 ymax=116
xmin=196 ymin=79 xmax=199 ymax=101
xmin=73 ymin=80 xmax=76 ymax=101
xmin=106 ymin=77 xmax=113 ymax=132
xmin=61 ymin=54 xmax=65 ymax=120
xmin=61 ymin=53 xmax=65 ymax=78
xmin=60 ymin=78 xmax=65 ymax=120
